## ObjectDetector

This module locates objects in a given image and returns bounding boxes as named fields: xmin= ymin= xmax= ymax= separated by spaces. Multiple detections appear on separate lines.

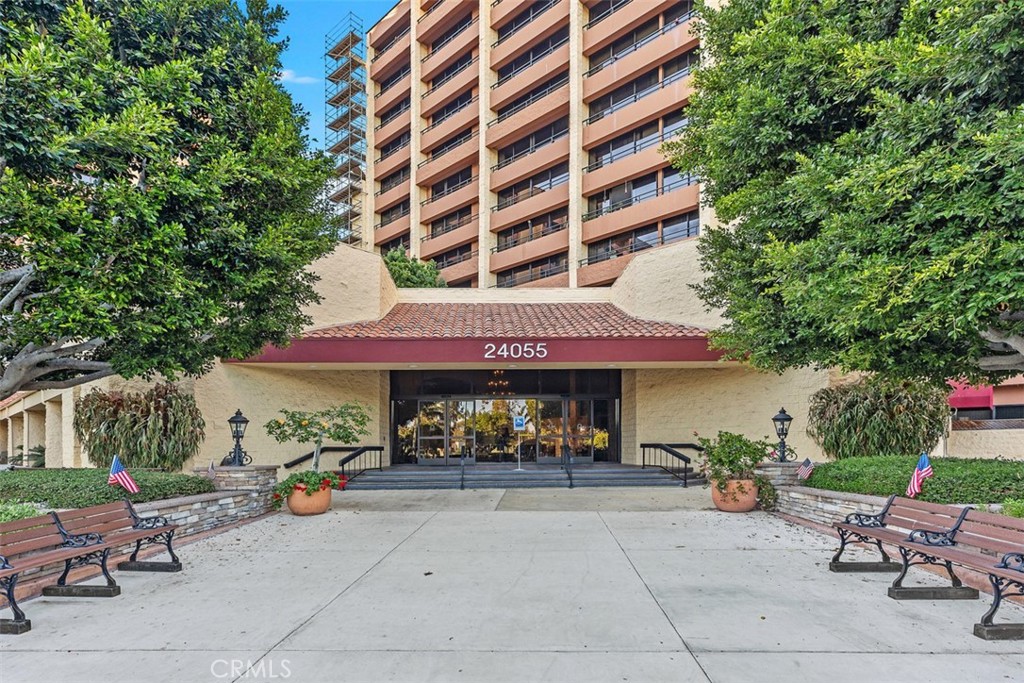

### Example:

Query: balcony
xmin=496 ymin=262 xmax=569 ymax=288
xmin=420 ymin=175 xmax=478 ymax=225
xmin=369 ymin=28 xmax=411 ymax=81
xmin=420 ymin=214 xmax=479 ymax=260
xmin=583 ymin=0 xmax=671 ymax=54
xmin=420 ymin=15 xmax=479 ymax=82
xmin=374 ymin=139 xmax=411 ymax=178
xmin=582 ymin=182 xmax=698 ymax=243
xmin=489 ymin=227 xmax=568 ymax=273
xmin=486 ymin=80 xmax=569 ymax=149
xmin=421 ymin=56 xmax=479 ymax=118
xmin=584 ymin=16 xmax=697 ymax=100
xmin=417 ymin=130 xmax=478 ymax=186
xmin=491 ymin=43 xmax=570 ymax=111
xmin=369 ymin=0 xmax=411 ymax=50
xmin=583 ymin=71 xmax=694 ymax=148
xmin=576 ymin=253 xmax=634 ymax=287
xmin=418 ymin=0 xmax=475 ymax=45
xmin=374 ymin=107 xmax=411 ymax=147
xmin=491 ymin=183 xmax=569 ymax=232
xmin=490 ymin=0 xmax=569 ymax=72
xmin=582 ymin=142 xmax=668 ymax=195
xmin=375 ymin=179 xmax=410 ymax=212
xmin=373 ymin=211 xmax=411 ymax=246
xmin=374 ymin=71 xmax=412 ymax=114
xmin=421 ymin=98 xmax=478 ymax=153
xmin=491 ymin=134 xmax=569 ymax=191
xmin=491 ymin=0 xmax=527 ymax=30
xmin=438 ymin=250 xmax=479 ymax=284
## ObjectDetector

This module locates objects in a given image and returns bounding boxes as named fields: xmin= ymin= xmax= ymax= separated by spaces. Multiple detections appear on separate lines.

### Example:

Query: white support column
xmin=566 ymin=0 xmax=585 ymax=288
xmin=44 ymin=398 xmax=63 ymax=468
xmin=477 ymin=1 xmax=496 ymax=288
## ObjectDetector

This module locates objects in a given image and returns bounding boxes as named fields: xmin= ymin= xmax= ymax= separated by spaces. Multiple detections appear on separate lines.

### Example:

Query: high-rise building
xmin=327 ymin=0 xmax=701 ymax=288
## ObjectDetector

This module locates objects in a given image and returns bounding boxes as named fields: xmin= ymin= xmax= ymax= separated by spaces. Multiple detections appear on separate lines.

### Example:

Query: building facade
xmin=329 ymin=0 xmax=701 ymax=288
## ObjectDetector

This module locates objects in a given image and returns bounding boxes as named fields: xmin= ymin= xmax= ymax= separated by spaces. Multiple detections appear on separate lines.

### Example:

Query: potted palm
xmin=265 ymin=403 xmax=370 ymax=515
xmin=696 ymin=431 xmax=772 ymax=512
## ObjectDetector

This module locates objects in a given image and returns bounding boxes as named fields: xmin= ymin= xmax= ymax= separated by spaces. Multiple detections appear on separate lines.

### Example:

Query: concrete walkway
xmin=2 ymin=488 xmax=1022 ymax=682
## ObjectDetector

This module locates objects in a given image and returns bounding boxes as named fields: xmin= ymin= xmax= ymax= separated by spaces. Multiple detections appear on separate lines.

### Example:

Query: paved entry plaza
xmin=2 ymin=488 xmax=1023 ymax=683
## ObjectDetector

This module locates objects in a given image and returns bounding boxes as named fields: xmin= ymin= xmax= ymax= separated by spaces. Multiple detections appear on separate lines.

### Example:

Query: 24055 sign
xmin=483 ymin=342 xmax=549 ymax=359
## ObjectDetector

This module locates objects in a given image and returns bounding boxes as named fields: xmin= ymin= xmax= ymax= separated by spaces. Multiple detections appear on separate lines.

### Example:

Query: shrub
xmin=0 ymin=469 xmax=215 ymax=509
xmin=805 ymin=456 xmax=1024 ymax=504
xmin=1003 ymin=498 xmax=1024 ymax=518
xmin=74 ymin=383 xmax=206 ymax=471
xmin=0 ymin=502 xmax=40 ymax=523
xmin=808 ymin=377 xmax=949 ymax=460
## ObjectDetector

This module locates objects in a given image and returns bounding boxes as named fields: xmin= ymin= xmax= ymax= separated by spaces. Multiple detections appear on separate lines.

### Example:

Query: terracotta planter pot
xmin=286 ymin=486 xmax=332 ymax=516
xmin=710 ymin=479 xmax=758 ymax=512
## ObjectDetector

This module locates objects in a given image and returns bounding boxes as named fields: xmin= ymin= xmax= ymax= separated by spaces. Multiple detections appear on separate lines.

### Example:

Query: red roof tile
xmin=304 ymin=303 xmax=706 ymax=340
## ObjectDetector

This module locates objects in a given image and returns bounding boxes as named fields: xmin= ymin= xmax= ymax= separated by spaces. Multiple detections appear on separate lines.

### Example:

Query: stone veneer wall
xmin=773 ymin=486 xmax=890 ymax=526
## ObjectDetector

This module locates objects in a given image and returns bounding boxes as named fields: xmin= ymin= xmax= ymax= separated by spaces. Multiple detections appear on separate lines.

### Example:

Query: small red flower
xmin=272 ymin=493 xmax=281 ymax=500
xmin=294 ymin=483 xmax=307 ymax=492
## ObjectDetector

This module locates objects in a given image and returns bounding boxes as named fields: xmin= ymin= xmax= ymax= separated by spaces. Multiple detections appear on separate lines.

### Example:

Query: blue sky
xmin=274 ymin=0 xmax=398 ymax=148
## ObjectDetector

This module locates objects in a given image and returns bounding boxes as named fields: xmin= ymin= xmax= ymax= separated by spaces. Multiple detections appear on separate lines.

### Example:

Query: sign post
xmin=512 ymin=415 xmax=526 ymax=472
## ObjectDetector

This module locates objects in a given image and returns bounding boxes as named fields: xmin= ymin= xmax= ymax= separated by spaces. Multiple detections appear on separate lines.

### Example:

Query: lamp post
xmin=772 ymin=407 xmax=793 ymax=462
xmin=226 ymin=409 xmax=250 ymax=467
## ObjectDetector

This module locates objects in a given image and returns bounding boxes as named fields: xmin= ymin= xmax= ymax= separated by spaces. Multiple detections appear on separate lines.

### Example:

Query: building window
xmin=378 ymin=166 xmax=410 ymax=194
xmin=661 ymin=209 xmax=700 ymax=242
xmin=430 ymin=14 xmax=474 ymax=54
xmin=495 ymin=0 xmax=559 ymax=46
xmin=430 ymin=167 xmax=474 ymax=201
xmin=433 ymin=244 xmax=475 ymax=270
xmin=582 ymin=210 xmax=699 ymax=266
xmin=378 ymin=98 xmax=410 ymax=128
xmin=586 ymin=172 xmax=657 ymax=217
xmin=380 ymin=235 xmax=410 ymax=253
xmin=495 ymin=28 xmax=569 ymax=86
xmin=430 ymin=207 xmax=475 ymax=238
xmin=430 ymin=90 xmax=474 ymax=128
xmin=586 ymin=0 xmax=632 ymax=28
xmin=496 ymin=118 xmax=569 ymax=169
xmin=428 ymin=127 xmax=475 ymax=159
xmin=377 ymin=66 xmax=411 ymax=96
xmin=429 ymin=52 xmax=475 ymax=92
xmin=495 ymin=162 xmax=569 ymax=210
xmin=662 ymin=166 xmax=698 ymax=193
xmin=378 ymin=132 xmax=410 ymax=161
xmin=586 ymin=47 xmax=697 ymax=123
xmin=495 ymin=209 xmax=569 ymax=252
xmin=378 ymin=200 xmax=410 ymax=228
xmin=496 ymin=253 xmax=568 ymax=288
xmin=588 ymin=18 xmax=658 ymax=73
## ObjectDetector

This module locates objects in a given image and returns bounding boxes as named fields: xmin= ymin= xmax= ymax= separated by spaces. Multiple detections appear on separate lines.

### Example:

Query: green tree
xmin=665 ymin=0 xmax=1024 ymax=384
xmin=0 ymin=0 xmax=338 ymax=399
xmin=383 ymin=248 xmax=447 ymax=288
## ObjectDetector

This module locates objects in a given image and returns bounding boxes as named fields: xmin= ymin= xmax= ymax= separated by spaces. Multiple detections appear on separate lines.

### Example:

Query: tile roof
xmin=304 ymin=303 xmax=706 ymax=339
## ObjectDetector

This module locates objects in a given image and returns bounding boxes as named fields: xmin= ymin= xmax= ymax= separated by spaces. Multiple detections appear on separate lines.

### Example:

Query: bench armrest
xmin=997 ymin=552 xmax=1024 ymax=572
xmin=907 ymin=528 xmax=956 ymax=546
xmin=843 ymin=511 xmax=885 ymax=527
xmin=62 ymin=532 xmax=104 ymax=548
xmin=133 ymin=515 xmax=170 ymax=530
xmin=0 ymin=554 xmax=10 ymax=570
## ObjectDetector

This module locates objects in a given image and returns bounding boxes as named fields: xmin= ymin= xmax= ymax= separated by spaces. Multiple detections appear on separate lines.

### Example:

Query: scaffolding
xmin=325 ymin=13 xmax=367 ymax=246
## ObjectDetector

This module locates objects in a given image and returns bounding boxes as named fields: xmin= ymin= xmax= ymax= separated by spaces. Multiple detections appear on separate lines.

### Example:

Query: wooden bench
xmin=0 ymin=513 xmax=119 ymax=634
xmin=54 ymin=500 xmax=180 ymax=573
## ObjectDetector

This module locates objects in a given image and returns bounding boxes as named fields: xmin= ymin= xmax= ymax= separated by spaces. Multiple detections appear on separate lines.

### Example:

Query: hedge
xmin=805 ymin=456 xmax=1024 ymax=505
xmin=0 ymin=469 xmax=216 ymax=510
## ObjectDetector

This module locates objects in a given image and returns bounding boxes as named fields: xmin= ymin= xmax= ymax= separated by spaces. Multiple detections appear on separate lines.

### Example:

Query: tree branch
xmin=0 ymin=266 xmax=34 ymax=311
xmin=981 ymin=327 xmax=1024 ymax=356
xmin=23 ymin=367 xmax=116 ymax=391
xmin=977 ymin=355 xmax=1024 ymax=372
xmin=0 ymin=264 xmax=34 ymax=285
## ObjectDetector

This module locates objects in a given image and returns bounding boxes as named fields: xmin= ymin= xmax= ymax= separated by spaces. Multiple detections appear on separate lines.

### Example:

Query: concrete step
xmin=344 ymin=465 xmax=702 ymax=490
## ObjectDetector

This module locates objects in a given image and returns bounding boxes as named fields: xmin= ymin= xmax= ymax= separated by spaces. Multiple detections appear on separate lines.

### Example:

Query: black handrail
xmin=284 ymin=446 xmax=362 ymax=469
xmin=460 ymin=454 xmax=466 ymax=490
xmin=337 ymin=446 xmax=385 ymax=482
xmin=640 ymin=442 xmax=703 ymax=487
xmin=561 ymin=442 xmax=574 ymax=488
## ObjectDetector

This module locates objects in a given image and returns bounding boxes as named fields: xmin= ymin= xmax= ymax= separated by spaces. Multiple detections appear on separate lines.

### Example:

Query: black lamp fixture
xmin=225 ymin=409 xmax=251 ymax=467
xmin=772 ymin=407 xmax=793 ymax=462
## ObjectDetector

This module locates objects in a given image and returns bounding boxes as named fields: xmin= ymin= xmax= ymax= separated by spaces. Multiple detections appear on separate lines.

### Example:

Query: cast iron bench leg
xmin=43 ymin=549 xmax=121 ymax=598
xmin=974 ymin=575 xmax=1024 ymax=640
xmin=0 ymin=574 xmax=30 ymax=634
xmin=829 ymin=528 xmax=900 ymax=573
xmin=119 ymin=530 xmax=182 ymax=572
xmin=887 ymin=546 xmax=979 ymax=601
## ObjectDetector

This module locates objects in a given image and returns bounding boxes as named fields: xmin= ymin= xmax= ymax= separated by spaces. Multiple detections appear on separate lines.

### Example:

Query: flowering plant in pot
xmin=265 ymin=403 xmax=370 ymax=515
xmin=695 ymin=431 xmax=772 ymax=512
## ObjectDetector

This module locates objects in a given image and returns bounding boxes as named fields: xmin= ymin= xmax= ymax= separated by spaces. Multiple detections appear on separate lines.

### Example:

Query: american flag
xmin=206 ymin=461 xmax=216 ymax=479
xmin=905 ymin=453 xmax=934 ymax=498
xmin=796 ymin=458 xmax=815 ymax=480
xmin=108 ymin=455 xmax=140 ymax=494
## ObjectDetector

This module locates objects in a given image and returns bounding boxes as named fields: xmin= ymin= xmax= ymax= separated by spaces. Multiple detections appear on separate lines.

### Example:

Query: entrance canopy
xmin=239 ymin=302 xmax=722 ymax=367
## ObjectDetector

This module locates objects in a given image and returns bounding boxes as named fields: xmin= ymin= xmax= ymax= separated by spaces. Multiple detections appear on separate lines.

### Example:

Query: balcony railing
xmin=421 ymin=95 xmax=478 ymax=134
xmin=584 ymin=0 xmax=631 ymax=29
xmin=422 ymin=175 xmax=477 ymax=205
xmin=492 ymin=33 xmax=568 ymax=88
xmin=487 ymin=72 xmax=569 ymax=127
xmin=495 ymin=261 xmax=568 ymax=287
xmin=418 ymin=0 xmax=445 ymax=23
xmin=492 ymin=129 xmax=568 ymax=171
xmin=422 ymin=212 xmax=478 ymax=241
xmin=585 ymin=11 xmax=696 ymax=77
xmin=376 ymin=170 xmax=410 ymax=195
xmin=583 ymin=126 xmax=687 ymax=172
xmin=584 ymin=65 xmax=694 ymax=125
xmin=376 ymin=137 xmax=410 ymax=162
xmin=375 ymin=100 xmax=411 ymax=130
xmin=374 ymin=206 xmax=411 ymax=230
xmin=491 ymin=220 xmax=567 ymax=253
xmin=370 ymin=25 xmax=410 ymax=63
xmin=375 ymin=67 xmax=411 ymax=98
xmin=422 ymin=56 xmax=479 ymax=98
xmin=492 ymin=180 xmax=566 ymax=212
xmin=422 ymin=16 xmax=478 ymax=62
xmin=417 ymin=129 xmax=478 ymax=167
xmin=580 ymin=224 xmax=699 ymax=267
xmin=582 ymin=176 xmax=696 ymax=221
xmin=434 ymin=249 xmax=478 ymax=270
xmin=491 ymin=0 xmax=559 ymax=49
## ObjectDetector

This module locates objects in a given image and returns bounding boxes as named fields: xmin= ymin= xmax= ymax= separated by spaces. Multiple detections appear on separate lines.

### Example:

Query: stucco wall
xmin=947 ymin=428 xmax=1024 ymax=459
xmin=189 ymin=364 xmax=386 ymax=472
xmin=623 ymin=365 xmax=829 ymax=465
xmin=302 ymin=244 xmax=399 ymax=329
